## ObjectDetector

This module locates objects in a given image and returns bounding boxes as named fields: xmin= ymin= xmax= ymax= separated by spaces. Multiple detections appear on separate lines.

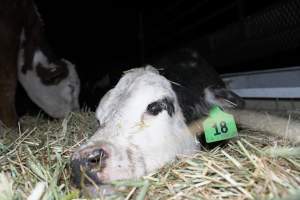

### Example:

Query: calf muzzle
xmin=70 ymin=147 xmax=109 ymax=187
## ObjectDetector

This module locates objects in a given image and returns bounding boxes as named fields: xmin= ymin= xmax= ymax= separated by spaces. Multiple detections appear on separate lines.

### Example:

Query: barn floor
xmin=0 ymin=111 xmax=300 ymax=200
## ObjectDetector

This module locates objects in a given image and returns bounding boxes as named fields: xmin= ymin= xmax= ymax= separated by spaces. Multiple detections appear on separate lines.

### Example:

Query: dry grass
xmin=0 ymin=111 xmax=300 ymax=200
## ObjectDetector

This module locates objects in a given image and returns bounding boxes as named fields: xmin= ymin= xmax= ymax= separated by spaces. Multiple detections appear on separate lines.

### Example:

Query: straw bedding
xmin=0 ymin=111 xmax=299 ymax=200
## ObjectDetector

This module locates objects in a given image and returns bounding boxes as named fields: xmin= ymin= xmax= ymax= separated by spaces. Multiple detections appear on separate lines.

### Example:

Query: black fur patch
xmin=18 ymin=0 xmax=61 ymax=75
xmin=151 ymin=48 xmax=245 ymax=150
xmin=147 ymin=97 xmax=175 ymax=116
xmin=154 ymin=48 xmax=225 ymax=123
xmin=36 ymin=60 xmax=69 ymax=85
xmin=197 ymin=132 xmax=229 ymax=150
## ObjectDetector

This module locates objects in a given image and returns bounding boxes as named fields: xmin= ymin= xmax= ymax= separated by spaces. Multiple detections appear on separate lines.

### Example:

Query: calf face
xmin=18 ymin=47 xmax=80 ymax=118
xmin=15 ymin=0 xmax=81 ymax=119
xmin=71 ymin=66 xmax=198 ymax=188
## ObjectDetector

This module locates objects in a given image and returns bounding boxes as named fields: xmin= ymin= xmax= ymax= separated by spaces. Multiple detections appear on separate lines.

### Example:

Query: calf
xmin=71 ymin=49 xmax=300 ymax=196
xmin=0 ymin=0 xmax=80 ymax=128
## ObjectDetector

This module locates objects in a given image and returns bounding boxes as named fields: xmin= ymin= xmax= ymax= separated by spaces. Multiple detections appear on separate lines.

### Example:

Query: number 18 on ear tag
xmin=203 ymin=106 xmax=238 ymax=143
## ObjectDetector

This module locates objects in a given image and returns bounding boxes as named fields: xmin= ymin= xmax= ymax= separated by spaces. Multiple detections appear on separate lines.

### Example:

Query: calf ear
xmin=204 ymin=87 xmax=245 ymax=109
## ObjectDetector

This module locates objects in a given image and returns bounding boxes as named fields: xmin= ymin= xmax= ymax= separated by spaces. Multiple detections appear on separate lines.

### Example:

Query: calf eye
xmin=146 ymin=98 xmax=175 ymax=116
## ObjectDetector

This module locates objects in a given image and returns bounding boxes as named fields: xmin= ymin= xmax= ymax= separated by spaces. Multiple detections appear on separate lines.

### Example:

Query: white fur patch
xmin=33 ymin=50 xmax=49 ymax=68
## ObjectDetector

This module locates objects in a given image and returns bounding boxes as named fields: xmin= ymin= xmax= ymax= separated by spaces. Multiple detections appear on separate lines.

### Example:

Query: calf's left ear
xmin=204 ymin=87 xmax=245 ymax=109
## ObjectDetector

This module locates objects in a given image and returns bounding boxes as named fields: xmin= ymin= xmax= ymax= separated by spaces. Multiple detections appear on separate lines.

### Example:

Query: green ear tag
xmin=203 ymin=106 xmax=238 ymax=143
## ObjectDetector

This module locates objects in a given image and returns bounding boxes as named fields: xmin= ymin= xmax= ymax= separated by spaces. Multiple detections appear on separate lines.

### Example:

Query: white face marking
xmin=72 ymin=66 xmax=197 ymax=184
xmin=33 ymin=50 xmax=49 ymax=68
xmin=17 ymin=47 xmax=80 ymax=118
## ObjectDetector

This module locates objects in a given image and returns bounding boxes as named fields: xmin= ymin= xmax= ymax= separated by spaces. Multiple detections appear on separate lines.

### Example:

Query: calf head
xmin=17 ymin=31 xmax=80 ymax=118
xmin=16 ymin=1 xmax=80 ymax=119
xmin=71 ymin=66 xmax=197 ymax=192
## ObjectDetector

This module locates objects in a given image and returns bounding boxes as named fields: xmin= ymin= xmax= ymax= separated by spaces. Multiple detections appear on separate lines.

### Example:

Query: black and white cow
xmin=0 ymin=0 xmax=80 ymax=127
xmin=71 ymin=49 xmax=300 ymax=196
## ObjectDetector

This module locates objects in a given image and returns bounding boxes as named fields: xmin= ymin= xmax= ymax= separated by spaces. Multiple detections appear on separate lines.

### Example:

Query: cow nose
xmin=70 ymin=148 xmax=109 ymax=187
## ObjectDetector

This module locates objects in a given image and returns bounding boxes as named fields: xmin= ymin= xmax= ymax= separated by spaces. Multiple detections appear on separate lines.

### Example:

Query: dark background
xmin=18 ymin=0 xmax=300 ymax=111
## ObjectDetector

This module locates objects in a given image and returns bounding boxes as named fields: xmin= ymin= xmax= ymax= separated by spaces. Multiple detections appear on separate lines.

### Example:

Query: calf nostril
xmin=87 ymin=149 xmax=108 ymax=166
